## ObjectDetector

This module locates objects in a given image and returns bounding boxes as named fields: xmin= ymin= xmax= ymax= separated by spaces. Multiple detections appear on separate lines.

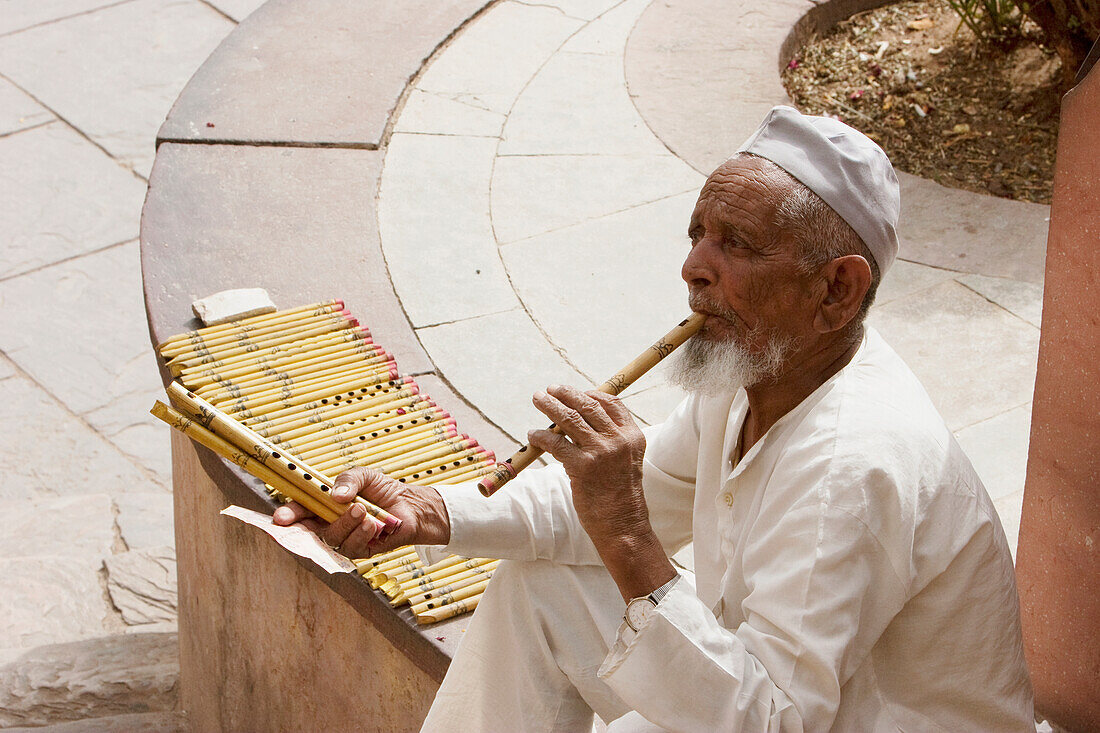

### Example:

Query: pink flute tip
xmin=387 ymin=367 xmax=399 ymax=379
xmin=348 ymin=318 xmax=359 ymax=327
xmin=444 ymin=417 xmax=457 ymax=426
xmin=334 ymin=299 xmax=345 ymax=309
xmin=339 ymin=308 xmax=351 ymax=317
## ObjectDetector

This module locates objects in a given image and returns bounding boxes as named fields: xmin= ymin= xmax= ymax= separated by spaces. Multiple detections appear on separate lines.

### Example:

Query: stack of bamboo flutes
xmin=151 ymin=300 xmax=500 ymax=623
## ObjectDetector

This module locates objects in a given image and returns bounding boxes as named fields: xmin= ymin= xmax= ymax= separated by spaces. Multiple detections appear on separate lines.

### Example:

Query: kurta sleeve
xmin=597 ymin=449 xmax=912 ymax=731
xmin=436 ymin=395 xmax=703 ymax=565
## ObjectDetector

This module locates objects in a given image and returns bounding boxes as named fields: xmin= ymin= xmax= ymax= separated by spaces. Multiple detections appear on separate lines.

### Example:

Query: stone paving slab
xmin=0 ymin=242 xmax=163 ymax=418
xmin=897 ymin=172 xmax=1049 ymax=284
xmin=0 ymin=0 xmax=125 ymax=37
xmin=0 ymin=494 xmax=115 ymax=561
xmin=957 ymin=273 xmax=1044 ymax=328
xmin=0 ymin=0 xmax=233 ymax=177
xmin=0 ymin=78 xmax=53 ymax=137
xmin=499 ymin=51 xmax=668 ymax=156
xmin=0 ymin=558 xmax=112 ymax=650
xmin=3 ymin=711 xmax=187 ymax=733
xmin=515 ymin=0 xmax=621 ymax=21
xmin=872 ymin=259 xmax=958 ymax=307
xmin=415 ymin=309 xmax=592 ymax=441
xmin=141 ymin=142 xmax=433 ymax=375
xmin=393 ymin=89 xmax=506 ymax=137
xmin=104 ymin=547 xmax=177 ymax=626
xmin=0 ymin=372 xmax=151 ymax=502
xmin=85 ymin=385 xmax=172 ymax=488
xmin=490 ymin=153 xmax=701 ymax=243
xmin=0 ymin=632 xmax=178 ymax=728
xmin=379 ymin=133 xmax=519 ymax=327
xmin=115 ymin=493 xmax=175 ymax=550
xmin=158 ymin=0 xmax=490 ymax=147
xmin=867 ymin=280 xmax=1040 ymax=432
xmin=956 ymin=403 xmax=1033 ymax=503
xmin=500 ymin=193 xmax=695 ymax=384
xmin=414 ymin=1 xmax=584 ymax=114
xmin=559 ymin=0 xmax=653 ymax=54
xmin=0 ymin=122 xmax=146 ymax=280
xmin=202 ymin=0 xmax=267 ymax=22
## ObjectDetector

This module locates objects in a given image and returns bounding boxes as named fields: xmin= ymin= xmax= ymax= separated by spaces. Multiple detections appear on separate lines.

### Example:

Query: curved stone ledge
xmin=157 ymin=0 xmax=492 ymax=147
xmin=625 ymin=0 xmax=1049 ymax=283
xmin=140 ymin=1 xmax=514 ymax=728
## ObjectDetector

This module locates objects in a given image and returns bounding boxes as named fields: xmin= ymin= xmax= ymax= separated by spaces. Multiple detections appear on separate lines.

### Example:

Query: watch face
xmin=626 ymin=598 xmax=656 ymax=632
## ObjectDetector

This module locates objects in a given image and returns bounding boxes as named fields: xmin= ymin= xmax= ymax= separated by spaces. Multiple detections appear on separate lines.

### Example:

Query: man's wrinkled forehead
xmin=688 ymin=157 xmax=786 ymax=233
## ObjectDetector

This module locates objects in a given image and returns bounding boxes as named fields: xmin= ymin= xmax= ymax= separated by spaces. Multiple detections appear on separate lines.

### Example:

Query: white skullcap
xmin=736 ymin=105 xmax=901 ymax=274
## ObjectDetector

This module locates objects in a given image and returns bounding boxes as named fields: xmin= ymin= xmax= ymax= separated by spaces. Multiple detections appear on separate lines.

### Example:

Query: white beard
xmin=667 ymin=329 xmax=795 ymax=396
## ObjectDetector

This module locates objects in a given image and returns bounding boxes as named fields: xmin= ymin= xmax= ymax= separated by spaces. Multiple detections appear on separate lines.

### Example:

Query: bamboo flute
xmin=478 ymin=312 xmax=706 ymax=496
xmin=157 ymin=300 xmax=343 ymax=356
xmin=150 ymin=401 xmax=339 ymax=523
xmin=165 ymin=381 xmax=400 ymax=533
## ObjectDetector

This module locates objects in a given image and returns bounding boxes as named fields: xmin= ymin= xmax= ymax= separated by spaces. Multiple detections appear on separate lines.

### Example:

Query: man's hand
xmin=272 ymin=468 xmax=451 ymax=558
xmin=527 ymin=385 xmax=675 ymax=601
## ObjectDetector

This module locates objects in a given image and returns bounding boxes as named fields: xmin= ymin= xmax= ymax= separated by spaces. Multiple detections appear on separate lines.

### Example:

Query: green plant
xmin=942 ymin=0 xmax=1026 ymax=39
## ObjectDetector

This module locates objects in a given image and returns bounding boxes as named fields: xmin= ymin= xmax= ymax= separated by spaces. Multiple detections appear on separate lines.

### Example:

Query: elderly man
xmin=276 ymin=106 xmax=1034 ymax=731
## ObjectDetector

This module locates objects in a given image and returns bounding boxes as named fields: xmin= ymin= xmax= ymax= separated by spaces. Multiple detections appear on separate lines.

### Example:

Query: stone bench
xmin=140 ymin=2 xmax=512 ymax=729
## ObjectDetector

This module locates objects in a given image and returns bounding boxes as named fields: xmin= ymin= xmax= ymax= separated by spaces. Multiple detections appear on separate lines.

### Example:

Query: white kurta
xmin=432 ymin=328 xmax=1034 ymax=731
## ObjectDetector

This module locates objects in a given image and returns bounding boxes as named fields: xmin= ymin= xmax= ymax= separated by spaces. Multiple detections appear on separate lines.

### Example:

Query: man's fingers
xmin=533 ymin=389 xmax=600 ymax=445
xmin=547 ymin=384 xmax=618 ymax=433
xmin=528 ymin=427 xmax=582 ymax=463
xmin=332 ymin=466 xmax=397 ymax=505
xmin=272 ymin=500 xmax=311 ymax=526
xmin=320 ymin=503 xmax=380 ymax=551
xmin=587 ymin=390 xmax=635 ymax=427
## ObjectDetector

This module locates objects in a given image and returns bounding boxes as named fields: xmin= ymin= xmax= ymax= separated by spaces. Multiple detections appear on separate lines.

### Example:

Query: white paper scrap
xmin=220 ymin=505 xmax=357 ymax=574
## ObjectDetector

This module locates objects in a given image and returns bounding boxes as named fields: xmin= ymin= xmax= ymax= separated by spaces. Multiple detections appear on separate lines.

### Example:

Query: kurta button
xmin=723 ymin=492 xmax=734 ymax=507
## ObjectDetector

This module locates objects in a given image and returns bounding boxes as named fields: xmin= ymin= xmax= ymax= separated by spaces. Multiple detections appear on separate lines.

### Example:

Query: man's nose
xmin=681 ymin=238 xmax=717 ymax=289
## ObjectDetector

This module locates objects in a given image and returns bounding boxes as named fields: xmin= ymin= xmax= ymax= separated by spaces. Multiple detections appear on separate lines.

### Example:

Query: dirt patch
xmin=782 ymin=0 xmax=1061 ymax=204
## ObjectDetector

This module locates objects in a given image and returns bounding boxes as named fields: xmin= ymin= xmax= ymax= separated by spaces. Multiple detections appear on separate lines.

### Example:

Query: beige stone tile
xmin=491 ymin=153 xmax=702 ymax=243
xmin=202 ymin=0 xmax=266 ymax=22
xmin=0 ymin=558 xmax=111 ymax=649
xmin=0 ymin=78 xmax=53 ymax=136
xmin=867 ymin=281 xmax=1039 ymax=431
xmin=992 ymin=488 xmax=1025 ymax=561
xmin=955 ymin=403 xmax=1032 ymax=502
xmin=0 ymin=123 xmax=146 ymax=279
xmin=0 ymin=242 xmax=161 ymax=417
xmin=499 ymin=51 xmax=669 ymax=156
xmin=0 ymin=0 xmax=233 ymax=176
xmin=116 ymin=493 xmax=175 ymax=551
xmin=501 ymin=192 xmax=695 ymax=382
xmin=872 ymin=259 xmax=958 ymax=308
xmin=513 ymin=0 xmax=621 ymax=21
xmin=379 ymin=133 xmax=519 ymax=327
xmin=0 ymin=354 xmax=16 ymax=381
xmin=0 ymin=373 xmax=151 ymax=501
xmin=393 ymin=89 xmax=506 ymax=137
xmin=559 ymin=0 xmax=653 ymax=53
xmin=0 ymin=494 xmax=115 ymax=560
xmin=0 ymin=0 xmax=123 ymax=36
xmin=621 ymin=382 xmax=688 ymax=427
xmin=84 ymin=383 xmax=172 ymax=488
xmin=416 ymin=309 xmax=592 ymax=441
xmin=415 ymin=1 xmax=583 ymax=114
xmin=957 ymin=273 xmax=1044 ymax=328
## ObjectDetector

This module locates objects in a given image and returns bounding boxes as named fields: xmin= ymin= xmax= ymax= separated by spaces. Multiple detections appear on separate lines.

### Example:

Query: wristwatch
xmin=624 ymin=574 xmax=680 ymax=632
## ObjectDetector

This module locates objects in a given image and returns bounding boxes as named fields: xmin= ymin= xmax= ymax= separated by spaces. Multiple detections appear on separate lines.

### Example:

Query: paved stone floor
xmin=0 ymin=0 xmax=1049 ymax=727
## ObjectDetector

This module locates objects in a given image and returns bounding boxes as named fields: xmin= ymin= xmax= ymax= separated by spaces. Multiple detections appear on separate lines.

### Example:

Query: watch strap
xmin=647 ymin=573 xmax=680 ymax=606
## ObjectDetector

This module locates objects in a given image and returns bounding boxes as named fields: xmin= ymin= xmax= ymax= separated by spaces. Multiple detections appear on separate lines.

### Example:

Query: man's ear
xmin=813 ymin=255 xmax=871 ymax=333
